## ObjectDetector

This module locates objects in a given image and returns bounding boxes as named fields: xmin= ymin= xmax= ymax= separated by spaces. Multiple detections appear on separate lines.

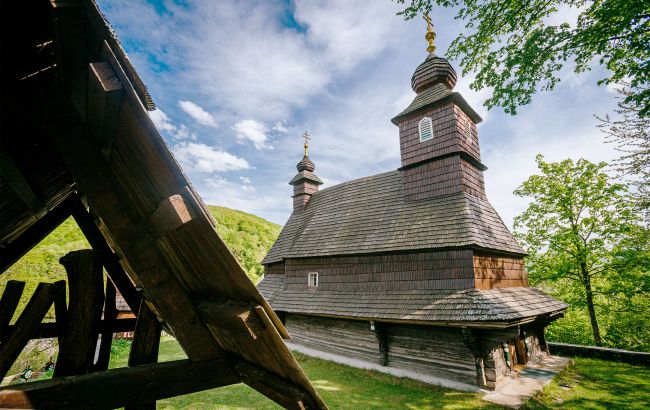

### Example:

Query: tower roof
xmin=411 ymin=54 xmax=457 ymax=93
xmin=296 ymin=155 xmax=315 ymax=172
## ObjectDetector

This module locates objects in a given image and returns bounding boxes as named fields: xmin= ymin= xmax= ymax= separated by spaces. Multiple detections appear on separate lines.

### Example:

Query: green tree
xmin=513 ymin=155 xmax=637 ymax=346
xmin=394 ymin=0 xmax=650 ymax=116
xmin=597 ymin=83 xmax=650 ymax=220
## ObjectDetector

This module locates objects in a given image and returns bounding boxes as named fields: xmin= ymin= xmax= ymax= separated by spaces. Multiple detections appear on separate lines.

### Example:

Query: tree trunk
xmin=581 ymin=263 xmax=602 ymax=346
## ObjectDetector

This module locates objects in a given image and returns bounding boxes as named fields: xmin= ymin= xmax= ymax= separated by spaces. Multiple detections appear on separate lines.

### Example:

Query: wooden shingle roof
xmin=263 ymin=170 xmax=525 ymax=264
xmin=259 ymin=275 xmax=568 ymax=326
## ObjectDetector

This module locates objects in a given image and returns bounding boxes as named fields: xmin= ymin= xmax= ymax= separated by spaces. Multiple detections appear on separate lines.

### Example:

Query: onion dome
xmin=296 ymin=155 xmax=315 ymax=172
xmin=411 ymin=55 xmax=457 ymax=93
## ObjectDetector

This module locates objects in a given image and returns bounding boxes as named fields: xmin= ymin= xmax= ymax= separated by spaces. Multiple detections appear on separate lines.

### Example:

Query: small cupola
xmin=289 ymin=132 xmax=323 ymax=211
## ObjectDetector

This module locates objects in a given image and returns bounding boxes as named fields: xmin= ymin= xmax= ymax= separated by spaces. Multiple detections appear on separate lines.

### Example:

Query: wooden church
xmin=259 ymin=19 xmax=568 ymax=390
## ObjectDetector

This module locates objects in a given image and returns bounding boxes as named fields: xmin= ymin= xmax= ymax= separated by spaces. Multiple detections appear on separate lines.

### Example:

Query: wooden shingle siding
xmin=263 ymin=171 xmax=525 ymax=264
xmin=401 ymin=155 xmax=486 ymax=201
xmin=258 ymin=275 xmax=569 ymax=323
xmin=473 ymin=253 xmax=528 ymax=289
xmin=286 ymin=314 xmax=380 ymax=364
xmin=284 ymin=251 xmax=475 ymax=291
xmin=388 ymin=324 xmax=478 ymax=385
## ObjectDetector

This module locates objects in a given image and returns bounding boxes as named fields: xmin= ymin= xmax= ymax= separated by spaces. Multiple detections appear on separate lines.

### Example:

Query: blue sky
xmin=98 ymin=0 xmax=619 ymax=227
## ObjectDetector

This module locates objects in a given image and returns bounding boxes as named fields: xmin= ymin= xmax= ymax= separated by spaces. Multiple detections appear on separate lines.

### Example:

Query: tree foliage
xmin=513 ymin=155 xmax=649 ymax=348
xmin=395 ymin=0 xmax=650 ymax=116
xmin=597 ymin=83 xmax=650 ymax=220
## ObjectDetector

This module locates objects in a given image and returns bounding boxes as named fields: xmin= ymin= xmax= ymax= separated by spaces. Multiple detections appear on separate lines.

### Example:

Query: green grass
xmin=104 ymin=338 xmax=650 ymax=409
xmin=524 ymin=358 xmax=650 ymax=409
xmin=109 ymin=337 xmax=499 ymax=410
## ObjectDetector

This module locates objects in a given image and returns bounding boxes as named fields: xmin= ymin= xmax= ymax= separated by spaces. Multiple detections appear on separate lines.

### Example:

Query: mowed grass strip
xmin=109 ymin=337 xmax=498 ymax=409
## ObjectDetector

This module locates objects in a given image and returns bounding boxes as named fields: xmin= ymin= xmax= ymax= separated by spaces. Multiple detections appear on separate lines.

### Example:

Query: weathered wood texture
xmin=0 ymin=359 xmax=239 ymax=410
xmin=4 ymin=319 xmax=136 ymax=340
xmin=286 ymin=314 xmax=380 ymax=364
xmin=398 ymin=102 xmax=481 ymax=168
xmin=54 ymin=250 xmax=104 ymax=378
xmin=387 ymin=323 xmax=477 ymax=384
xmin=0 ymin=281 xmax=65 ymax=379
xmin=95 ymin=280 xmax=117 ymax=371
xmin=401 ymin=155 xmax=486 ymax=201
xmin=473 ymin=253 xmax=528 ymax=289
xmin=0 ymin=195 xmax=74 ymax=272
xmin=125 ymin=300 xmax=162 ymax=410
xmin=0 ymin=281 xmax=26 ymax=342
xmin=284 ymin=250 xmax=475 ymax=291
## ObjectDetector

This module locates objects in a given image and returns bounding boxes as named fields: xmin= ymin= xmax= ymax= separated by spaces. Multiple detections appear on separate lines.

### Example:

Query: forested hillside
xmin=0 ymin=205 xmax=281 ymax=316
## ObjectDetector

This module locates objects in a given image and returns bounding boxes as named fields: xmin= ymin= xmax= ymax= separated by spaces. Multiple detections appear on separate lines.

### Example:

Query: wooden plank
xmin=69 ymin=196 xmax=141 ymax=312
xmin=0 ymin=281 xmax=26 ymax=342
xmin=54 ymin=250 xmax=105 ymax=377
xmin=146 ymin=194 xmax=196 ymax=239
xmin=234 ymin=361 xmax=316 ymax=410
xmin=197 ymin=299 xmax=265 ymax=340
xmin=0 ymin=358 xmax=239 ymax=409
xmin=4 ymin=319 xmax=136 ymax=340
xmin=0 ymin=195 xmax=74 ymax=272
xmin=0 ymin=281 xmax=63 ymax=379
xmin=87 ymin=61 xmax=124 ymax=160
xmin=0 ymin=150 xmax=47 ymax=217
xmin=125 ymin=300 xmax=162 ymax=410
xmin=94 ymin=279 xmax=117 ymax=371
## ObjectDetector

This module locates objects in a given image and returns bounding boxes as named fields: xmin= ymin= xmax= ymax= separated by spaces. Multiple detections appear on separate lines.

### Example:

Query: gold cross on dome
xmin=423 ymin=12 xmax=436 ymax=55
xmin=301 ymin=131 xmax=311 ymax=156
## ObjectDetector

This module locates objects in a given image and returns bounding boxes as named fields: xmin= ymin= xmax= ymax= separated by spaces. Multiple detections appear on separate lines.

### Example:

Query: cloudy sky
xmin=98 ymin=0 xmax=619 ymax=227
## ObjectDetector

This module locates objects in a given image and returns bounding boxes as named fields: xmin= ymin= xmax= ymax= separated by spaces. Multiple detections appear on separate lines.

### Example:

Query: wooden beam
xmin=197 ymin=299 xmax=265 ymax=340
xmin=69 ymin=197 xmax=141 ymax=313
xmin=0 ymin=358 xmax=239 ymax=409
xmin=0 ymin=195 xmax=74 ymax=272
xmin=0 ymin=281 xmax=26 ymax=342
xmin=4 ymin=318 xmax=136 ymax=340
xmin=125 ymin=300 xmax=162 ymax=410
xmin=94 ymin=279 xmax=117 ymax=371
xmin=0 ymin=150 xmax=47 ymax=217
xmin=54 ymin=250 xmax=104 ymax=377
xmin=146 ymin=194 xmax=196 ymax=239
xmin=234 ymin=361 xmax=317 ymax=410
xmin=0 ymin=281 xmax=64 ymax=379
xmin=87 ymin=61 xmax=123 ymax=160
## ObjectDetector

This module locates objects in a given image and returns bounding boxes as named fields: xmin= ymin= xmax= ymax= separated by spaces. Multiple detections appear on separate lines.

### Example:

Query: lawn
xmin=106 ymin=337 xmax=649 ymax=410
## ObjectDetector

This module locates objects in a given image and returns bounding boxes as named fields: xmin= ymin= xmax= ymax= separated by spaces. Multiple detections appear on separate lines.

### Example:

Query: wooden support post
xmin=0 ymin=281 xmax=63 ymax=379
xmin=462 ymin=328 xmax=487 ymax=387
xmin=0 ymin=358 xmax=239 ymax=409
xmin=54 ymin=250 xmax=104 ymax=378
xmin=69 ymin=196 xmax=141 ymax=313
xmin=515 ymin=330 xmax=528 ymax=365
xmin=373 ymin=322 xmax=389 ymax=366
xmin=0 ymin=281 xmax=26 ymax=343
xmin=94 ymin=279 xmax=117 ymax=371
xmin=124 ymin=300 xmax=162 ymax=410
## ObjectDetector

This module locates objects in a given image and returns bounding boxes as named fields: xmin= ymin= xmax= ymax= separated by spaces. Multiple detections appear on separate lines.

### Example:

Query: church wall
xmin=285 ymin=314 xmax=380 ymax=364
xmin=264 ymin=262 xmax=285 ymax=276
xmin=400 ymin=155 xmax=486 ymax=201
xmin=283 ymin=250 xmax=475 ymax=291
xmin=387 ymin=323 xmax=478 ymax=385
xmin=398 ymin=102 xmax=481 ymax=169
xmin=473 ymin=253 xmax=528 ymax=289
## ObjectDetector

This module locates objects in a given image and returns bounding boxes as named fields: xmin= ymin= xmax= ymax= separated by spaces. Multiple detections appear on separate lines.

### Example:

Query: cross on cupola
xmin=289 ymin=131 xmax=323 ymax=210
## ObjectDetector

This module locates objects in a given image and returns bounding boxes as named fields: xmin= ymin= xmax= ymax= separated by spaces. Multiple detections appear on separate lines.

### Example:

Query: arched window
xmin=418 ymin=117 xmax=433 ymax=142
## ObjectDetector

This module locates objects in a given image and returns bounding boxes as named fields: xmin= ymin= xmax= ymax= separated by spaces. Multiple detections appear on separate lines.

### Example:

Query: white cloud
xmin=178 ymin=100 xmax=218 ymax=127
xmin=233 ymin=119 xmax=272 ymax=150
xmin=240 ymin=176 xmax=252 ymax=184
xmin=149 ymin=109 xmax=175 ymax=132
xmin=273 ymin=121 xmax=289 ymax=133
xmin=173 ymin=142 xmax=249 ymax=173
